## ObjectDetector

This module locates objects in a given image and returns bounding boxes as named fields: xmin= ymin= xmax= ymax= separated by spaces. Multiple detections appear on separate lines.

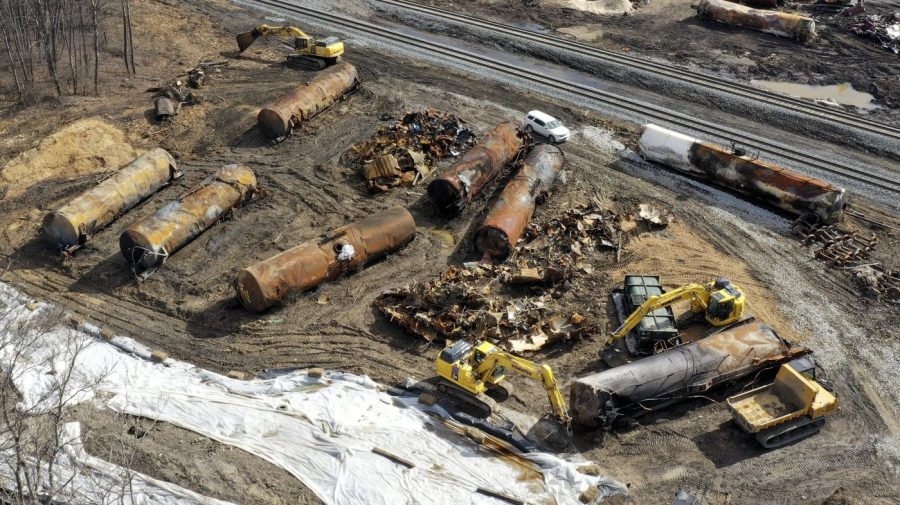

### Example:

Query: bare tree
xmin=0 ymin=298 xmax=119 ymax=504
xmin=0 ymin=0 xmax=138 ymax=100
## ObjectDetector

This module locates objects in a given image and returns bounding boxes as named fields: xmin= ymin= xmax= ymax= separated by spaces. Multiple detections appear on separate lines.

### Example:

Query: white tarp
xmin=0 ymin=282 xmax=626 ymax=504
xmin=0 ymin=422 xmax=236 ymax=505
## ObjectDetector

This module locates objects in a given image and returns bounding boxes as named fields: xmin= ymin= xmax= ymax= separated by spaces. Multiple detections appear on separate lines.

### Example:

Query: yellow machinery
xmin=726 ymin=357 xmax=838 ymax=448
xmin=236 ymin=24 xmax=344 ymax=70
xmin=435 ymin=340 xmax=571 ymax=429
xmin=608 ymin=277 xmax=746 ymax=352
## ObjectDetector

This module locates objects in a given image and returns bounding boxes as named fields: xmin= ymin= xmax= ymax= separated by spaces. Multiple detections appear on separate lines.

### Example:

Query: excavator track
xmin=285 ymin=55 xmax=328 ymax=71
xmin=435 ymin=380 xmax=498 ymax=419
xmin=755 ymin=416 xmax=826 ymax=449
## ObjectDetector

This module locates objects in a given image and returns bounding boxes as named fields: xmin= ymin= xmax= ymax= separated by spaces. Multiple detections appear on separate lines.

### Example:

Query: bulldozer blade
xmin=236 ymin=30 xmax=258 ymax=53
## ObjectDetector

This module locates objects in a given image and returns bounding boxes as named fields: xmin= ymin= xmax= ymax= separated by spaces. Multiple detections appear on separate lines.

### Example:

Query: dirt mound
xmin=553 ymin=0 xmax=633 ymax=15
xmin=0 ymin=118 xmax=138 ymax=199
xmin=613 ymin=219 xmax=801 ymax=342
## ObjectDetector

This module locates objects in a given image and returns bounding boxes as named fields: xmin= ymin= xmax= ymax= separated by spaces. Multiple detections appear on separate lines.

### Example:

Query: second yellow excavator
xmin=435 ymin=340 xmax=572 ymax=448
xmin=607 ymin=276 xmax=747 ymax=356
xmin=236 ymin=24 xmax=344 ymax=70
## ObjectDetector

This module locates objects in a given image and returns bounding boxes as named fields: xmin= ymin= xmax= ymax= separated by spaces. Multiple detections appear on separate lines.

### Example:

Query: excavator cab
xmin=705 ymin=278 xmax=744 ymax=325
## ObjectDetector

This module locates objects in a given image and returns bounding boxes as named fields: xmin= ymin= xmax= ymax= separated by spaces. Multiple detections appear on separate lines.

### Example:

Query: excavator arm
xmin=237 ymin=24 xmax=311 ymax=53
xmin=478 ymin=353 xmax=571 ymax=426
xmin=607 ymin=283 xmax=710 ymax=344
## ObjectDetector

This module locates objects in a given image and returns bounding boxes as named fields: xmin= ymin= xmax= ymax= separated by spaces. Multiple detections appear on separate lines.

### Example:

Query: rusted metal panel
xmin=42 ymin=148 xmax=181 ymax=252
xmin=696 ymin=0 xmax=817 ymax=43
xmin=235 ymin=207 xmax=417 ymax=312
xmin=154 ymin=97 xmax=177 ymax=121
xmin=638 ymin=124 xmax=845 ymax=224
xmin=474 ymin=144 xmax=565 ymax=261
xmin=427 ymin=121 xmax=529 ymax=213
xmin=570 ymin=321 xmax=806 ymax=428
xmin=120 ymin=165 xmax=257 ymax=273
xmin=257 ymin=62 xmax=359 ymax=141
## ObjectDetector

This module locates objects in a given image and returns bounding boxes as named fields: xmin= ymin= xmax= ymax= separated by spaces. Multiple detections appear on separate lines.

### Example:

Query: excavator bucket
xmin=528 ymin=416 xmax=572 ymax=452
xmin=236 ymin=29 xmax=259 ymax=53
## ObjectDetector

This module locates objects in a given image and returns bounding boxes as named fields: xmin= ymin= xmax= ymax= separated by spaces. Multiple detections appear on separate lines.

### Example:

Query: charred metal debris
xmin=375 ymin=200 xmax=643 ymax=352
xmin=148 ymin=60 xmax=228 ymax=121
xmin=793 ymin=218 xmax=899 ymax=303
xmin=850 ymin=13 xmax=900 ymax=54
xmin=345 ymin=109 xmax=476 ymax=192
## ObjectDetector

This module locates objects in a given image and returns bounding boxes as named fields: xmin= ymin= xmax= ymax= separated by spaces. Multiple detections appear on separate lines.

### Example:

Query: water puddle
xmin=750 ymin=80 xmax=878 ymax=110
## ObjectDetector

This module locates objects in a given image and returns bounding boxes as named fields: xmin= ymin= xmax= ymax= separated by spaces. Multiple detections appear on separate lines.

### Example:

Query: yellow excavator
xmin=435 ymin=340 xmax=571 ymax=447
xmin=608 ymin=276 xmax=747 ymax=356
xmin=236 ymin=24 xmax=344 ymax=70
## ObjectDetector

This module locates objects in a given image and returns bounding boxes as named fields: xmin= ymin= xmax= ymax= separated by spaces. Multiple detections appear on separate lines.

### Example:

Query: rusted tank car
xmin=427 ymin=121 xmax=528 ymax=213
xmin=235 ymin=207 xmax=416 ymax=312
xmin=257 ymin=62 xmax=359 ymax=141
xmin=43 ymin=148 xmax=181 ymax=252
xmin=695 ymin=0 xmax=816 ymax=43
xmin=570 ymin=321 xmax=805 ymax=428
xmin=120 ymin=165 xmax=257 ymax=273
xmin=638 ymin=124 xmax=846 ymax=224
xmin=474 ymin=144 xmax=564 ymax=261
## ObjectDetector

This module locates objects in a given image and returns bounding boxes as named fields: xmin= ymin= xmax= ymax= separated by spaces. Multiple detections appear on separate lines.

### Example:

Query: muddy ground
xmin=1 ymin=0 xmax=899 ymax=504
xmin=414 ymin=0 xmax=900 ymax=116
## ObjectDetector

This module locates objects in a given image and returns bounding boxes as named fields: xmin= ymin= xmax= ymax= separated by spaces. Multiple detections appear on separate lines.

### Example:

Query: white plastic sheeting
xmin=0 ymin=282 xmax=627 ymax=504
xmin=0 ymin=423 xmax=236 ymax=505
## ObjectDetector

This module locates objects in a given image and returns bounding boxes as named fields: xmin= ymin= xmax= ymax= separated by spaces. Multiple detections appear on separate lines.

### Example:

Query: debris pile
xmin=346 ymin=110 xmax=476 ymax=192
xmin=375 ymin=200 xmax=625 ymax=352
xmin=793 ymin=220 xmax=877 ymax=266
xmin=148 ymin=61 xmax=227 ymax=121
xmin=793 ymin=218 xmax=898 ymax=303
xmin=850 ymin=14 xmax=900 ymax=54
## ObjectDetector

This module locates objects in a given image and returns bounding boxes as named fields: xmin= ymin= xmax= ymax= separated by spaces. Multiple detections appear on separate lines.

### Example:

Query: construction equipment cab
xmin=608 ymin=276 xmax=746 ymax=355
xmin=435 ymin=340 xmax=571 ymax=428
xmin=236 ymin=25 xmax=344 ymax=70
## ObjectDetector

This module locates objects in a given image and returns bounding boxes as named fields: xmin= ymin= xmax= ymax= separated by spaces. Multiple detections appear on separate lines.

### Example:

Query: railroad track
xmin=379 ymin=0 xmax=900 ymax=143
xmin=243 ymin=0 xmax=900 ymax=194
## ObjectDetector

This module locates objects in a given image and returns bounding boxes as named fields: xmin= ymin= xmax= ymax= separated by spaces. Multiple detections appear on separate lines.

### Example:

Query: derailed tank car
xmin=638 ymin=124 xmax=846 ymax=224
xmin=570 ymin=321 xmax=807 ymax=428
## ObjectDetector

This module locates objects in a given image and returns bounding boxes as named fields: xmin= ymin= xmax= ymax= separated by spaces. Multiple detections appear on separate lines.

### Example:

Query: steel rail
xmin=244 ymin=0 xmax=900 ymax=193
xmin=379 ymin=0 xmax=900 ymax=141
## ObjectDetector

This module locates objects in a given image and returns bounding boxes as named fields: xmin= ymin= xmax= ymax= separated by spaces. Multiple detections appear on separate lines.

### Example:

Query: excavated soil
xmin=0 ymin=1 xmax=898 ymax=504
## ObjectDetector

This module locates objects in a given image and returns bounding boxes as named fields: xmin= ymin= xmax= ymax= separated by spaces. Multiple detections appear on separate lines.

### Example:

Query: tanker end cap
xmin=257 ymin=108 xmax=291 ymax=141
xmin=119 ymin=228 xmax=164 ymax=270
xmin=427 ymin=178 xmax=464 ymax=214
xmin=42 ymin=211 xmax=81 ymax=250
xmin=235 ymin=269 xmax=272 ymax=313
xmin=473 ymin=226 xmax=512 ymax=261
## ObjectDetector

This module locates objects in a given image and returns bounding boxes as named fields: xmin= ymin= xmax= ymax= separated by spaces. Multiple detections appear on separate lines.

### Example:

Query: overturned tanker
xmin=638 ymin=124 xmax=845 ymax=224
xmin=474 ymin=144 xmax=565 ymax=261
xmin=120 ymin=165 xmax=257 ymax=274
xmin=257 ymin=62 xmax=359 ymax=141
xmin=570 ymin=321 xmax=806 ymax=428
xmin=427 ymin=121 xmax=529 ymax=213
xmin=235 ymin=207 xmax=416 ymax=312
xmin=43 ymin=148 xmax=181 ymax=253
xmin=695 ymin=0 xmax=816 ymax=43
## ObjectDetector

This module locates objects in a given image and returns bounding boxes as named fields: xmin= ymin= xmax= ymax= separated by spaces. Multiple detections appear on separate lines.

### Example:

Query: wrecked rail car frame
xmin=695 ymin=0 xmax=817 ymax=43
xmin=427 ymin=121 xmax=529 ymax=213
xmin=638 ymin=124 xmax=846 ymax=224
xmin=43 ymin=148 xmax=181 ymax=254
xmin=475 ymin=144 xmax=565 ymax=262
xmin=236 ymin=207 xmax=416 ymax=312
xmin=120 ymin=165 xmax=258 ymax=274
xmin=570 ymin=321 xmax=807 ymax=428
xmin=257 ymin=62 xmax=359 ymax=141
